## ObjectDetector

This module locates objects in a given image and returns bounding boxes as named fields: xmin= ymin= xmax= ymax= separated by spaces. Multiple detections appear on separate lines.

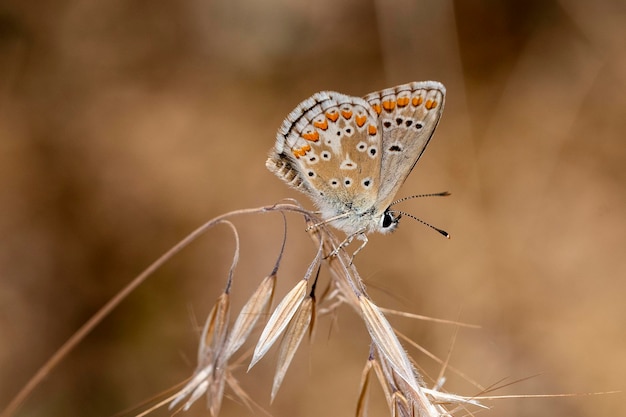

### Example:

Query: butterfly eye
xmin=382 ymin=213 xmax=394 ymax=228
xmin=380 ymin=211 xmax=400 ymax=231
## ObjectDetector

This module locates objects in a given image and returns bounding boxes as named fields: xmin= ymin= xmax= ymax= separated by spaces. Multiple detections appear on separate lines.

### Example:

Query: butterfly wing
xmin=267 ymin=91 xmax=384 ymax=231
xmin=364 ymin=81 xmax=446 ymax=212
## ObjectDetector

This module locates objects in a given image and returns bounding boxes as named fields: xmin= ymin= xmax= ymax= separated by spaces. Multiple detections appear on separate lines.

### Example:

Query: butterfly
xmin=266 ymin=81 xmax=446 ymax=254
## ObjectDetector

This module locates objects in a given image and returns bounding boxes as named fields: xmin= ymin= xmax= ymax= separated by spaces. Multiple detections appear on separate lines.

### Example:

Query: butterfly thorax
xmin=316 ymin=198 xmax=400 ymax=235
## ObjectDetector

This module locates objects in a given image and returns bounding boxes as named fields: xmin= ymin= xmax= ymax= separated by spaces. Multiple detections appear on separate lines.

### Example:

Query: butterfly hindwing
xmin=267 ymin=91 xmax=383 ymax=217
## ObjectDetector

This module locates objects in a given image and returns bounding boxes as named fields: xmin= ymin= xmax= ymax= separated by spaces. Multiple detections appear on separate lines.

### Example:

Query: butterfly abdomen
xmin=266 ymin=153 xmax=306 ymax=191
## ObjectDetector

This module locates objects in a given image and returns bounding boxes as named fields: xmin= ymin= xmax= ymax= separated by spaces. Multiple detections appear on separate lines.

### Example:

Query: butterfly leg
xmin=348 ymin=233 xmax=369 ymax=265
xmin=351 ymin=234 xmax=368 ymax=257
xmin=328 ymin=233 xmax=356 ymax=258
xmin=327 ymin=229 xmax=368 ymax=264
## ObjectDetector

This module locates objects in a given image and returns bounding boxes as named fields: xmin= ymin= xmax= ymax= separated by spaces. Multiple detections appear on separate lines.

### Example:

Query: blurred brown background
xmin=1 ymin=0 xmax=625 ymax=416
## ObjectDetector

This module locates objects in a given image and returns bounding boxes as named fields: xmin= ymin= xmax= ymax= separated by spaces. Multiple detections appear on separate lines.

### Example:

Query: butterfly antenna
xmin=390 ymin=210 xmax=450 ymax=239
xmin=390 ymin=191 xmax=450 ymax=207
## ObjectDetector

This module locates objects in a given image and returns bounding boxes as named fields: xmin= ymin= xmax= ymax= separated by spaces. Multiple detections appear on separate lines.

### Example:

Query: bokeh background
xmin=1 ymin=0 xmax=625 ymax=416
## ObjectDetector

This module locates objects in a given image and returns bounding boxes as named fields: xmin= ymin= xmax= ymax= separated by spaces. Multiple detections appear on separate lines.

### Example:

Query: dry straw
xmin=164 ymin=203 xmax=484 ymax=416
xmin=1 ymin=202 xmax=484 ymax=417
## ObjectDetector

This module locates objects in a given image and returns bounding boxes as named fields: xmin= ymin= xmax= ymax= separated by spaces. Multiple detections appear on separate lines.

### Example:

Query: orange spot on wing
xmin=292 ymin=144 xmax=312 ymax=159
xmin=382 ymin=99 xmax=396 ymax=111
xmin=302 ymin=131 xmax=319 ymax=142
xmin=355 ymin=115 xmax=367 ymax=127
xmin=313 ymin=119 xmax=328 ymax=130
xmin=326 ymin=110 xmax=339 ymax=122
xmin=341 ymin=110 xmax=353 ymax=119
xmin=397 ymin=97 xmax=410 ymax=107
xmin=368 ymin=125 xmax=377 ymax=136
xmin=425 ymin=99 xmax=437 ymax=110
xmin=412 ymin=96 xmax=423 ymax=106
xmin=372 ymin=103 xmax=382 ymax=115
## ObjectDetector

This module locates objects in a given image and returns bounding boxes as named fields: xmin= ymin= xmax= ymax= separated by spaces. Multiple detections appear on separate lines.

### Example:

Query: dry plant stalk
xmin=1 ymin=203 xmax=482 ymax=417
xmin=168 ymin=203 xmax=483 ymax=417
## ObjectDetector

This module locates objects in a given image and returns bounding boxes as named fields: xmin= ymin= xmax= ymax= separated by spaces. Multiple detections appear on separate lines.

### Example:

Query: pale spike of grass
xmin=199 ymin=292 xmax=230 ymax=364
xmin=359 ymin=297 xmax=422 ymax=390
xmin=224 ymin=273 xmax=277 ymax=359
xmin=271 ymin=295 xmax=313 ymax=401
xmin=359 ymin=296 xmax=441 ymax=417
xmin=169 ymin=291 xmax=230 ymax=412
xmin=306 ymin=217 xmax=462 ymax=416
xmin=377 ymin=354 xmax=478 ymax=416
xmin=183 ymin=381 xmax=209 ymax=411
xmin=375 ymin=344 xmax=458 ymax=417
xmin=207 ymin=367 xmax=227 ymax=416
xmin=169 ymin=218 xmax=289 ymax=414
xmin=169 ymin=367 xmax=212 ymax=410
xmin=249 ymin=240 xmax=323 ymax=370
xmin=169 ymin=291 xmax=231 ymax=413
xmin=248 ymin=279 xmax=308 ymax=370
xmin=376 ymin=350 xmax=421 ymax=417
xmin=308 ymin=215 xmax=486 ymax=415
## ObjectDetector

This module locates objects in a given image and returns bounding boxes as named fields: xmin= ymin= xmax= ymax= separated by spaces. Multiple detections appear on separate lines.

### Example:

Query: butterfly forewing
xmin=364 ymin=81 xmax=446 ymax=211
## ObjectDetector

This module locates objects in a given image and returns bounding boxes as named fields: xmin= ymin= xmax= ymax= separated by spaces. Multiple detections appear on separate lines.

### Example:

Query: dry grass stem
xmin=4 ymin=203 xmax=484 ymax=417
xmin=165 ymin=203 xmax=485 ymax=415
xmin=356 ymin=357 xmax=374 ymax=417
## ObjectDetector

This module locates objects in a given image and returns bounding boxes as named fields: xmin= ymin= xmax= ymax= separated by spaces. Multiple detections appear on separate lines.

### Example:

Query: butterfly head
xmin=319 ymin=205 xmax=401 ymax=236
xmin=378 ymin=209 xmax=401 ymax=234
